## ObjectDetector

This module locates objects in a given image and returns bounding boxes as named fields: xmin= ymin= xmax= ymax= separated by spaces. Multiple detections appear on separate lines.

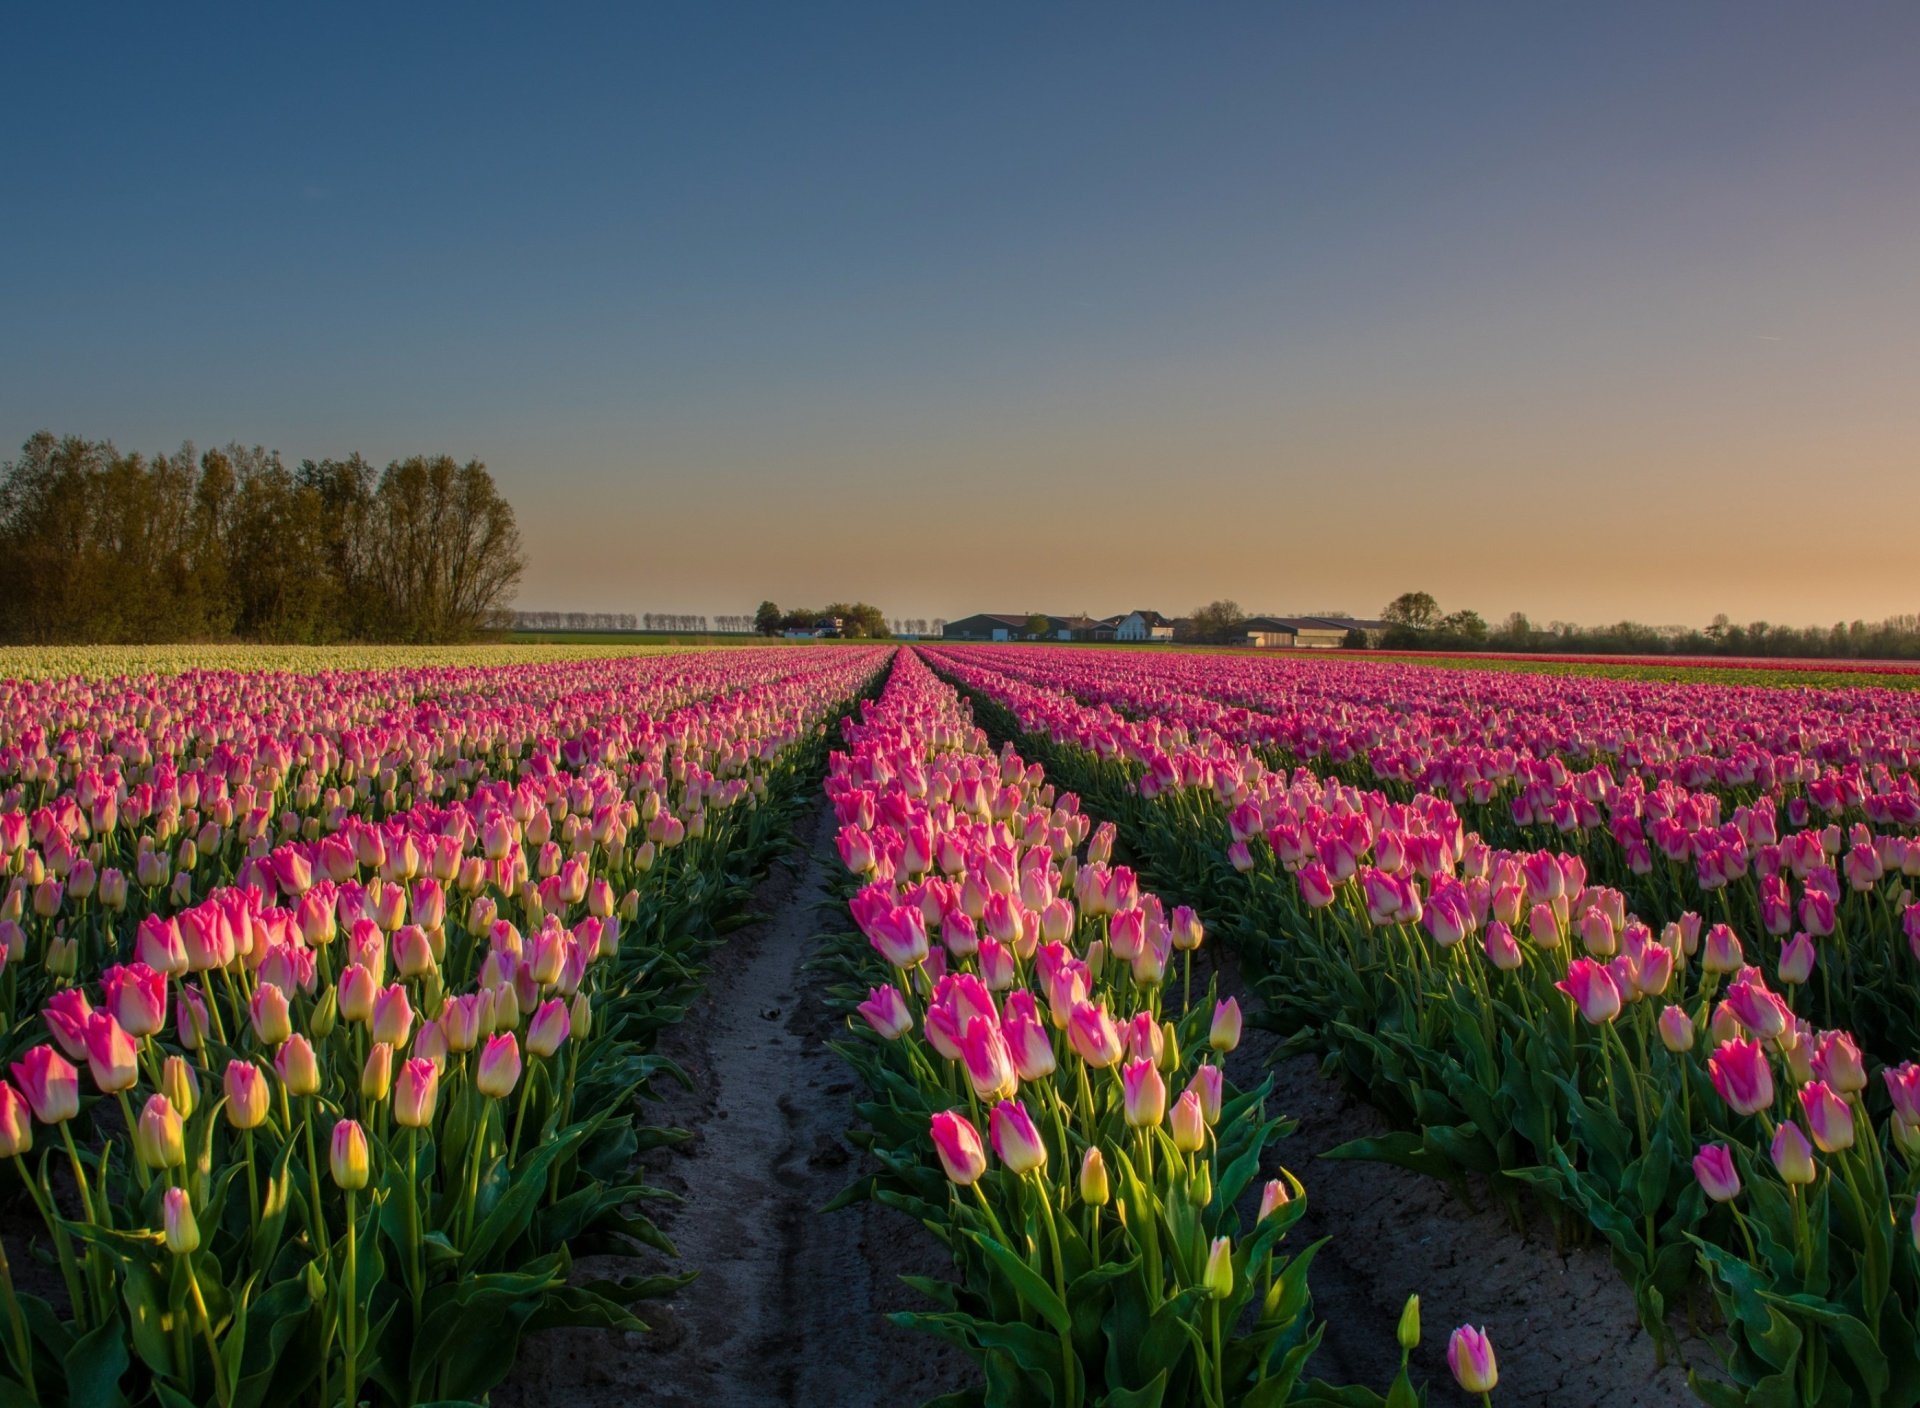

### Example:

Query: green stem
xmin=342 ymin=1188 xmax=358 ymax=1408
xmin=1033 ymin=1179 xmax=1078 ymax=1408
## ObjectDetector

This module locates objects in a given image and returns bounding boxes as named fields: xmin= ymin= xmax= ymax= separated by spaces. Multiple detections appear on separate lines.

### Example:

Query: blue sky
xmin=6 ymin=5 xmax=1919 ymax=626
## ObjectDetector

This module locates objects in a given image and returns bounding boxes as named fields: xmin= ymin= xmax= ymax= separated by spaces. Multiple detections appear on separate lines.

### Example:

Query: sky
xmin=5 ymin=4 xmax=1919 ymax=630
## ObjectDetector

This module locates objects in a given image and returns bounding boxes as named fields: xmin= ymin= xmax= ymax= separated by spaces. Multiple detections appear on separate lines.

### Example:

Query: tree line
xmin=0 ymin=432 xmax=526 ymax=645
xmin=1376 ymin=591 xmax=1920 ymax=660
xmin=753 ymin=600 xmax=891 ymax=638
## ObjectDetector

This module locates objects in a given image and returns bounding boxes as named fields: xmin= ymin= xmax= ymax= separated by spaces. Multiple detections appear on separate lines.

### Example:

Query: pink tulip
xmin=1187 ymin=1063 xmax=1224 ymax=1124
xmin=476 ymin=1032 xmax=522 ymax=1098
xmin=1811 ymin=1030 xmax=1866 ymax=1094
xmin=330 ymin=1119 xmax=370 ymax=1189
xmin=224 ymin=1060 xmax=270 ymax=1129
xmin=1209 ymin=998 xmax=1242 ymax=1053
xmin=1555 ymin=958 xmax=1621 ymax=1025
xmin=338 ymin=963 xmax=376 ymax=1024
xmin=988 ymin=1100 xmax=1047 ymax=1175
xmin=1258 ymin=1179 xmax=1292 ymax=1221
xmin=1799 ymin=1080 xmax=1854 ymax=1152
xmin=1482 ymin=921 xmax=1523 ymax=971
xmin=1658 ymin=1004 xmax=1695 ymax=1052
xmin=10 ymin=1047 xmax=78 ymax=1124
xmin=1885 ymin=1062 xmax=1920 ymax=1124
xmin=394 ymin=1058 xmax=439 ymax=1128
xmin=100 ymin=960 xmax=165 ymax=1037
xmin=1447 ymin=1326 xmax=1498 ymax=1395
xmin=857 ymin=986 xmax=913 ymax=1040
xmin=41 ymin=989 xmax=93 ymax=1061
xmin=0 ymin=1083 xmax=30 ymax=1157
xmin=1710 ymin=1038 xmax=1775 ymax=1117
xmin=249 ymin=982 xmax=293 ymax=1045
xmin=136 ymin=914 xmax=189 ymax=974
xmin=1777 ymin=932 xmax=1816 ymax=986
xmin=1296 ymin=862 xmax=1335 ymax=909
xmin=1122 ymin=1058 xmax=1166 ymax=1128
xmin=1702 ymin=924 xmax=1744 ymax=974
xmin=527 ymin=998 xmax=570 ymax=1058
xmin=1067 ymin=1002 xmax=1124 ymax=1068
xmin=1771 ymin=1119 xmax=1817 ymax=1184
xmin=1171 ymin=1091 xmax=1206 ymax=1152
xmin=930 ymin=1110 xmax=987 ymax=1185
xmin=84 ymin=1013 xmax=138 ymax=1092
xmin=275 ymin=1033 xmax=321 ymax=1097
xmin=960 ymin=1017 xmax=1017 ymax=1102
xmin=1693 ymin=1143 xmax=1740 ymax=1202
xmin=1004 ymin=1009 xmax=1057 ymax=1081
xmin=371 ymin=984 xmax=414 ymax=1048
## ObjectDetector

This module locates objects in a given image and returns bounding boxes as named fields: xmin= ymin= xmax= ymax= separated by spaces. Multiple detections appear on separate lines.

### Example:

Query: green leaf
xmin=964 ymin=1231 xmax=1070 ymax=1336
xmin=1096 ymin=1370 xmax=1168 ymax=1408
xmin=63 ymin=1317 xmax=129 ymax=1408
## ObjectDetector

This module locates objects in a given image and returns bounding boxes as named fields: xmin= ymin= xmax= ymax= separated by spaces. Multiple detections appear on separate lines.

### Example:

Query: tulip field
xmin=897 ymin=642 xmax=1920 ymax=1408
xmin=8 ymin=639 xmax=1918 ymax=1408
xmin=0 ymin=645 xmax=889 ymax=1408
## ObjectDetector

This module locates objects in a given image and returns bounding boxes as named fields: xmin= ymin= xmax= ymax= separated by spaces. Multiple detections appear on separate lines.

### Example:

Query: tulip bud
xmin=250 ymin=983 xmax=293 ymax=1046
xmin=570 ymin=991 xmax=592 ymax=1042
xmin=1447 ymin=1326 xmax=1498 ymax=1395
xmin=1771 ymin=1120 xmax=1817 ymax=1185
xmin=0 ymin=1084 xmax=31 ymax=1158
xmin=1397 ymin=1295 xmax=1421 ymax=1353
xmin=309 ymin=986 xmax=338 ymax=1040
xmin=394 ymin=1058 xmax=439 ymax=1128
xmin=527 ymin=998 xmax=570 ymax=1058
xmin=136 ymin=1094 xmax=186 ymax=1169
xmin=476 ymin=1032 xmax=522 ymax=1098
xmin=223 ymin=1060 xmax=270 ymax=1129
xmin=1209 ymin=998 xmax=1242 ymax=1053
xmin=1258 ymin=1178 xmax=1292 ymax=1221
xmin=1203 ymin=1236 xmax=1234 ymax=1299
xmin=162 ymin=1056 xmax=199 ymax=1119
xmin=361 ymin=1042 xmax=393 ymax=1102
xmin=163 ymin=1186 xmax=200 ymax=1254
xmin=1170 ymin=1090 xmax=1207 ymax=1153
xmin=330 ymin=1119 xmax=370 ymax=1189
xmin=275 ymin=1034 xmax=321 ymax=1097
xmin=1658 ymin=1004 xmax=1695 ymax=1053
xmin=1079 ymin=1146 xmax=1110 ymax=1206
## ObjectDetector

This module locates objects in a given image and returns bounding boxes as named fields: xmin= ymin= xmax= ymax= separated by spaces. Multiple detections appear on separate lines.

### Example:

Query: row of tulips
xmin=932 ymin=649 xmax=1920 ymax=1065
xmin=927 ymin=643 xmax=1920 ymax=789
xmin=815 ymin=649 xmax=1506 ymax=1408
xmin=928 ymin=648 xmax=1920 ymax=1073
xmin=930 ymin=648 xmax=1920 ymax=1408
xmin=0 ymin=645 xmax=891 ymax=1407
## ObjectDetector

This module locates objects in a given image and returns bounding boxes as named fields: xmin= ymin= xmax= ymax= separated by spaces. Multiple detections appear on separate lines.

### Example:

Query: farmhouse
xmin=1104 ymin=610 xmax=1176 ymax=642
xmin=942 ymin=612 xmax=1094 ymax=642
xmin=1236 ymin=616 xmax=1387 ymax=648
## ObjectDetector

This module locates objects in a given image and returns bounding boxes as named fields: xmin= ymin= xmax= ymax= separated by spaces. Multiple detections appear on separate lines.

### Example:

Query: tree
xmin=1024 ymin=613 xmax=1051 ymax=639
xmin=1187 ymin=600 xmax=1246 ymax=645
xmin=824 ymin=602 xmax=890 ymax=639
xmin=0 ymin=432 xmax=526 ymax=644
xmin=755 ymin=601 xmax=783 ymax=635
xmin=1434 ymin=609 xmax=1489 ymax=643
xmin=1382 ymin=592 xmax=1440 ymax=630
xmin=1341 ymin=628 xmax=1369 ymax=650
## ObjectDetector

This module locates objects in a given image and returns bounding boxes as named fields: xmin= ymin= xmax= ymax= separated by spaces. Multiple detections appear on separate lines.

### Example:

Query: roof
xmin=1243 ymin=615 xmax=1387 ymax=633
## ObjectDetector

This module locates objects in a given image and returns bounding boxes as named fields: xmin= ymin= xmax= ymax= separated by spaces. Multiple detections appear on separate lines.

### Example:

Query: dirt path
xmin=1197 ymin=943 xmax=1713 ymax=1408
xmin=502 ymin=788 xmax=1719 ymax=1408
xmin=499 ymin=798 xmax=969 ymax=1408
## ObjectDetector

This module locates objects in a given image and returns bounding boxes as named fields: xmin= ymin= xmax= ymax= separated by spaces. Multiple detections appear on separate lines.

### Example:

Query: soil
xmin=1202 ymin=941 xmax=1718 ymax=1408
xmin=497 ymin=798 xmax=971 ymax=1408
xmin=503 ymin=798 xmax=1722 ymax=1408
